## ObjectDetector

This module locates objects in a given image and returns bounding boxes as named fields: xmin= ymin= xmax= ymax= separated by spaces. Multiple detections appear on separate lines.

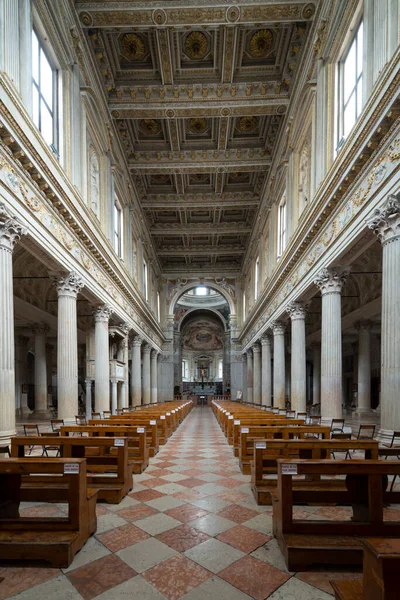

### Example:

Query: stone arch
xmin=178 ymin=307 xmax=227 ymax=332
xmin=168 ymin=282 xmax=235 ymax=317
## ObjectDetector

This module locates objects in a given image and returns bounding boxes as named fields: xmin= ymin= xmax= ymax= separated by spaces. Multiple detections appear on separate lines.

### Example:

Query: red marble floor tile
xmin=180 ymin=469 xmax=205 ymax=478
xmin=0 ymin=567 xmax=59 ymax=600
xmin=164 ymin=504 xmax=209 ymax=524
xmin=96 ymin=523 xmax=149 ymax=552
xmin=118 ymin=504 xmax=159 ymax=522
xmin=296 ymin=570 xmax=363 ymax=595
xmin=147 ymin=468 xmax=173 ymax=477
xmin=141 ymin=477 xmax=172 ymax=489
xmin=173 ymin=489 xmax=208 ymax=502
xmin=19 ymin=505 xmax=65 ymax=518
xmin=311 ymin=506 xmax=352 ymax=521
xmin=216 ymin=490 xmax=249 ymax=503
xmin=154 ymin=462 xmax=176 ymax=468
xmin=219 ymin=555 xmax=289 ymax=600
xmin=156 ymin=524 xmax=210 ymax=552
xmin=129 ymin=489 xmax=165 ymax=502
xmin=67 ymin=554 xmax=136 ymax=600
xmin=143 ymin=554 xmax=211 ymax=600
xmin=384 ymin=507 xmax=400 ymax=520
xmin=177 ymin=478 xmax=207 ymax=489
xmin=96 ymin=504 xmax=109 ymax=516
xmin=217 ymin=525 xmax=271 ymax=553
xmin=214 ymin=477 xmax=245 ymax=489
xmin=216 ymin=505 xmax=260 ymax=524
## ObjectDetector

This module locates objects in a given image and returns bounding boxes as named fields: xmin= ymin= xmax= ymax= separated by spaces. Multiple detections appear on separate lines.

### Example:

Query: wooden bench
xmin=239 ymin=426 xmax=331 ymax=473
xmin=225 ymin=414 xmax=288 ymax=444
xmin=251 ymin=439 xmax=379 ymax=504
xmin=90 ymin=418 xmax=159 ymax=457
xmin=273 ymin=459 xmax=400 ymax=570
xmin=331 ymin=537 xmax=400 ymax=600
xmin=233 ymin=419 xmax=305 ymax=457
xmin=60 ymin=425 xmax=149 ymax=473
xmin=11 ymin=436 xmax=131 ymax=503
xmin=0 ymin=458 xmax=97 ymax=567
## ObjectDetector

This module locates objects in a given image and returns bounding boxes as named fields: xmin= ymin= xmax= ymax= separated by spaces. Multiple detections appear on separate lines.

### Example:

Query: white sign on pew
xmin=150 ymin=420 xmax=157 ymax=425
xmin=241 ymin=427 xmax=249 ymax=433
xmin=114 ymin=438 xmax=125 ymax=446
xmin=255 ymin=441 xmax=266 ymax=449
xmin=137 ymin=427 xmax=145 ymax=433
xmin=161 ymin=416 xmax=166 ymax=420
xmin=234 ymin=420 xmax=240 ymax=425
xmin=228 ymin=416 xmax=234 ymax=420
xmin=282 ymin=463 xmax=298 ymax=475
xmin=64 ymin=463 xmax=80 ymax=474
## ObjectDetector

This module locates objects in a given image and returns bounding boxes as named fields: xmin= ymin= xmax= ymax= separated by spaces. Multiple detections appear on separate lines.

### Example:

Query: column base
xmin=31 ymin=409 xmax=51 ymax=421
xmin=0 ymin=428 xmax=16 ymax=446
xmin=376 ymin=427 xmax=393 ymax=444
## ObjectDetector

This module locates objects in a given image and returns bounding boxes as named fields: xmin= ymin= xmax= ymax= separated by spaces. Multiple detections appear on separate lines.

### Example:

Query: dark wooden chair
xmin=103 ymin=411 xmax=111 ymax=419
xmin=51 ymin=419 xmax=64 ymax=432
xmin=91 ymin=412 xmax=101 ymax=419
xmin=331 ymin=418 xmax=345 ymax=435
xmin=286 ymin=410 xmax=296 ymax=419
xmin=297 ymin=412 xmax=307 ymax=421
xmin=310 ymin=416 xmax=321 ymax=425
xmin=357 ymin=424 xmax=376 ymax=440
xmin=23 ymin=424 xmax=42 ymax=455
xmin=116 ymin=409 xmax=123 ymax=415
xmin=331 ymin=432 xmax=352 ymax=459
xmin=75 ymin=415 xmax=87 ymax=425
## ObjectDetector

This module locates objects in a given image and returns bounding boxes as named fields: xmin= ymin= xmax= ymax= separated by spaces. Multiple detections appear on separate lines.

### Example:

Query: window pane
xmin=32 ymin=31 xmax=39 ymax=83
xmin=40 ymin=49 xmax=53 ymax=110
xmin=40 ymin=101 xmax=53 ymax=145
xmin=343 ymin=42 xmax=356 ymax=104
xmin=343 ymin=91 xmax=356 ymax=137
xmin=356 ymin=81 xmax=363 ymax=117
xmin=357 ymin=23 xmax=363 ymax=77
xmin=32 ymin=84 xmax=39 ymax=126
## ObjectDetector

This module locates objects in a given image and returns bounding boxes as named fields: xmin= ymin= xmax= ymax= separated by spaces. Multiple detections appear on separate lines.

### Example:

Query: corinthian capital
xmin=271 ymin=321 xmax=286 ymax=335
xmin=143 ymin=344 xmax=152 ymax=354
xmin=132 ymin=335 xmax=143 ymax=347
xmin=367 ymin=193 xmax=400 ymax=245
xmin=286 ymin=300 xmax=308 ymax=320
xmin=261 ymin=334 xmax=271 ymax=347
xmin=93 ymin=304 xmax=113 ymax=322
xmin=314 ymin=266 xmax=350 ymax=295
xmin=252 ymin=343 xmax=261 ymax=354
xmin=50 ymin=271 xmax=84 ymax=298
xmin=0 ymin=203 xmax=27 ymax=252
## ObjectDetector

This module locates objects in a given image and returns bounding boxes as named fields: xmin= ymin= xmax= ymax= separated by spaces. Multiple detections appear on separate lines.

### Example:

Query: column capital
xmin=50 ymin=271 xmax=84 ymax=298
xmin=286 ymin=300 xmax=309 ymax=320
xmin=261 ymin=334 xmax=272 ymax=347
xmin=246 ymin=348 xmax=253 ymax=357
xmin=355 ymin=320 xmax=373 ymax=332
xmin=119 ymin=322 xmax=131 ymax=335
xmin=314 ymin=266 xmax=350 ymax=295
xmin=143 ymin=344 xmax=152 ymax=354
xmin=0 ymin=203 xmax=27 ymax=253
xmin=367 ymin=193 xmax=400 ymax=245
xmin=32 ymin=323 xmax=50 ymax=335
xmin=151 ymin=349 xmax=159 ymax=359
xmin=252 ymin=343 xmax=261 ymax=354
xmin=271 ymin=321 xmax=286 ymax=335
xmin=93 ymin=304 xmax=113 ymax=322
xmin=132 ymin=335 xmax=143 ymax=347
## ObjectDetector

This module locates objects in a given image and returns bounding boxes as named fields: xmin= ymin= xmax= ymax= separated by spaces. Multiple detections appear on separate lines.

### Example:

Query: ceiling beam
xmin=157 ymin=246 xmax=246 ymax=256
xmin=150 ymin=223 xmax=252 ymax=235
xmin=131 ymin=161 xmax=269 ymax=173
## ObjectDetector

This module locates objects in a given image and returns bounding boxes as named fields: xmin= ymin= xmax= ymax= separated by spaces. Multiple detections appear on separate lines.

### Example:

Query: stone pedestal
xmin=51 ymin=272 xmax=84 ymax=420
xmin=312 ymin=343 xmax=321 ymax=406
xmin=150 ymin=349 xmax=158 ymax=404
xmin=131 ymin=335 xmax=142 ymax=406
xmin=93 ymin=305 xmax=112 ymax=413
xmin=356 ymin=321 xmax=372 ymax=413
xmin=314 ymin=267 xmax=349 ymax=420
xmin=272 ymin=322 xmax=286 ymax=409
xmin=33 ymin=323 xmax=49 ymax=415
xmin=142 ymin=345 xmax=151 ymax=405
xmin=261 ymin=335 xmax=272 ymax=406
xmin=0 ymin=205 xmax=26 ymax=443
xmin=246 ymin=349 xmax=253 ymax=404
xmin=252 ymin=344 xmax=261 ymax=405
xmin=367 ymin=194 xmax=400 ymax=431
xmin=287 ymin=301 xmax=308 ymax=413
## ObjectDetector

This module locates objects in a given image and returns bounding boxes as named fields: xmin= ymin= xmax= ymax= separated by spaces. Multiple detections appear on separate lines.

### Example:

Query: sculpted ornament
xmin=50 ymin=271 xmax=84 ymax=298
xmin=286 ymin=300 xmax=308 ymax=320
xmin=215 ymin=277 xmax=235 ymax=297
xmin=314 ymin=267 xmax=350 ymax=295
xmin=0 ymin=203 xmax=27 ymax=252
xmin=367 ymin=193 xmax=400 ymax=245
xmin=271 ymin=321 xmax=286 ymax=335
xmin=93 ymin=304 xmax=113 ymax=322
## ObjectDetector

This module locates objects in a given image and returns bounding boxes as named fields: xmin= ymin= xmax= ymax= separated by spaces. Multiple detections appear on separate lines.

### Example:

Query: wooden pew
xmin=61 ymin=425 xmax=149 ymax=473
xmin=11 ymin=436 xmax=131 ymax=503
xmin=0 ymin=458 xmax=97 ymax=567
xmin=239 ymin=425 xmax=331 ymax=473
xmin=90 ymin=418 xmax=159 ymax=457
xmin=331 ymin=537 xmax=400 ymax=600
xmin=233 ymin=419 xmax=305 ymax=457
xmin=273 ymin=459 xmax=400 ymax=570
xmin=251 ymin=438 xmax=379 ymax=504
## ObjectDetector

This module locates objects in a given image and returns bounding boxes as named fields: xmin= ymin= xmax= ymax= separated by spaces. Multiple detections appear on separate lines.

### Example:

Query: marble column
xmin=246 ymin=348 xmax=253 ymax=403
xmin=312 ymin=342 xmax=321 ymax=405
xmin=131 ymin=335 xmax=142 ymax=406
xmin=287 ymin=301 xmax=308 ymax=413
xmin=261 ymin=335 xmax=272 ymax=406
xmin=51 ymin=272 xmax=84 ymax=420
xmin=252 ymin=343 xmax=261 ymax=405
xmin=356 ymin=321 xmax=372 ymax=413
xmin=93 ymin=305 xmax=113 ymax=413
xmin=118 ymin=324 xmax=130 ymax=409
xmin=33 ymin=323 xmax=49 ymax=414
xmin=15 ymin=335 xmax=29 ymax=416
xmin=111 ymin=379 xmax=118 ymax=414
xmin=142 ymin=344 xmax=151 ymax=405
xmin=0 ymin=205 xmax=26 ymax=443
xmin=85 ymin=379 xmax=92 ymax=418
xmin=151 ymin=350 xmax=158 ymax=404
xmin=46 ymin=344 xmax=53 ymax=406
xmin=272 ymin=322 xmax=286 ymax=409
xmin=314 ymin=267 xmax=349 ymax=420
xmin=367 ymin=194 xmax=400 ymax=430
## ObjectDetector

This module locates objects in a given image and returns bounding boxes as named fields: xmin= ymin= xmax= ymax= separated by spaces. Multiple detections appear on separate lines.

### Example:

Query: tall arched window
xmin=89 ymin=146 xmax=100 ymax=219
xmin=277 ymin=193 xmax=287 ymax=259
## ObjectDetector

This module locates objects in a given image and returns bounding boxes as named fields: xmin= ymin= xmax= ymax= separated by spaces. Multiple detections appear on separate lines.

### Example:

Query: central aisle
xmin=2 ymin=407 xmax=337 ymax=599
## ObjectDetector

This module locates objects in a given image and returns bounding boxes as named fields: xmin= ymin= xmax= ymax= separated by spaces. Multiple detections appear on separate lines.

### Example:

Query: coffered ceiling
xmin=75 ymin=1 xmax=318 ymax=276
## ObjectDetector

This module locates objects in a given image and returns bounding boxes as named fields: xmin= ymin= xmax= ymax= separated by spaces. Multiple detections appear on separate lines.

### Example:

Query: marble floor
xmin=0 ymin=407 xmax=371 ymax=600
